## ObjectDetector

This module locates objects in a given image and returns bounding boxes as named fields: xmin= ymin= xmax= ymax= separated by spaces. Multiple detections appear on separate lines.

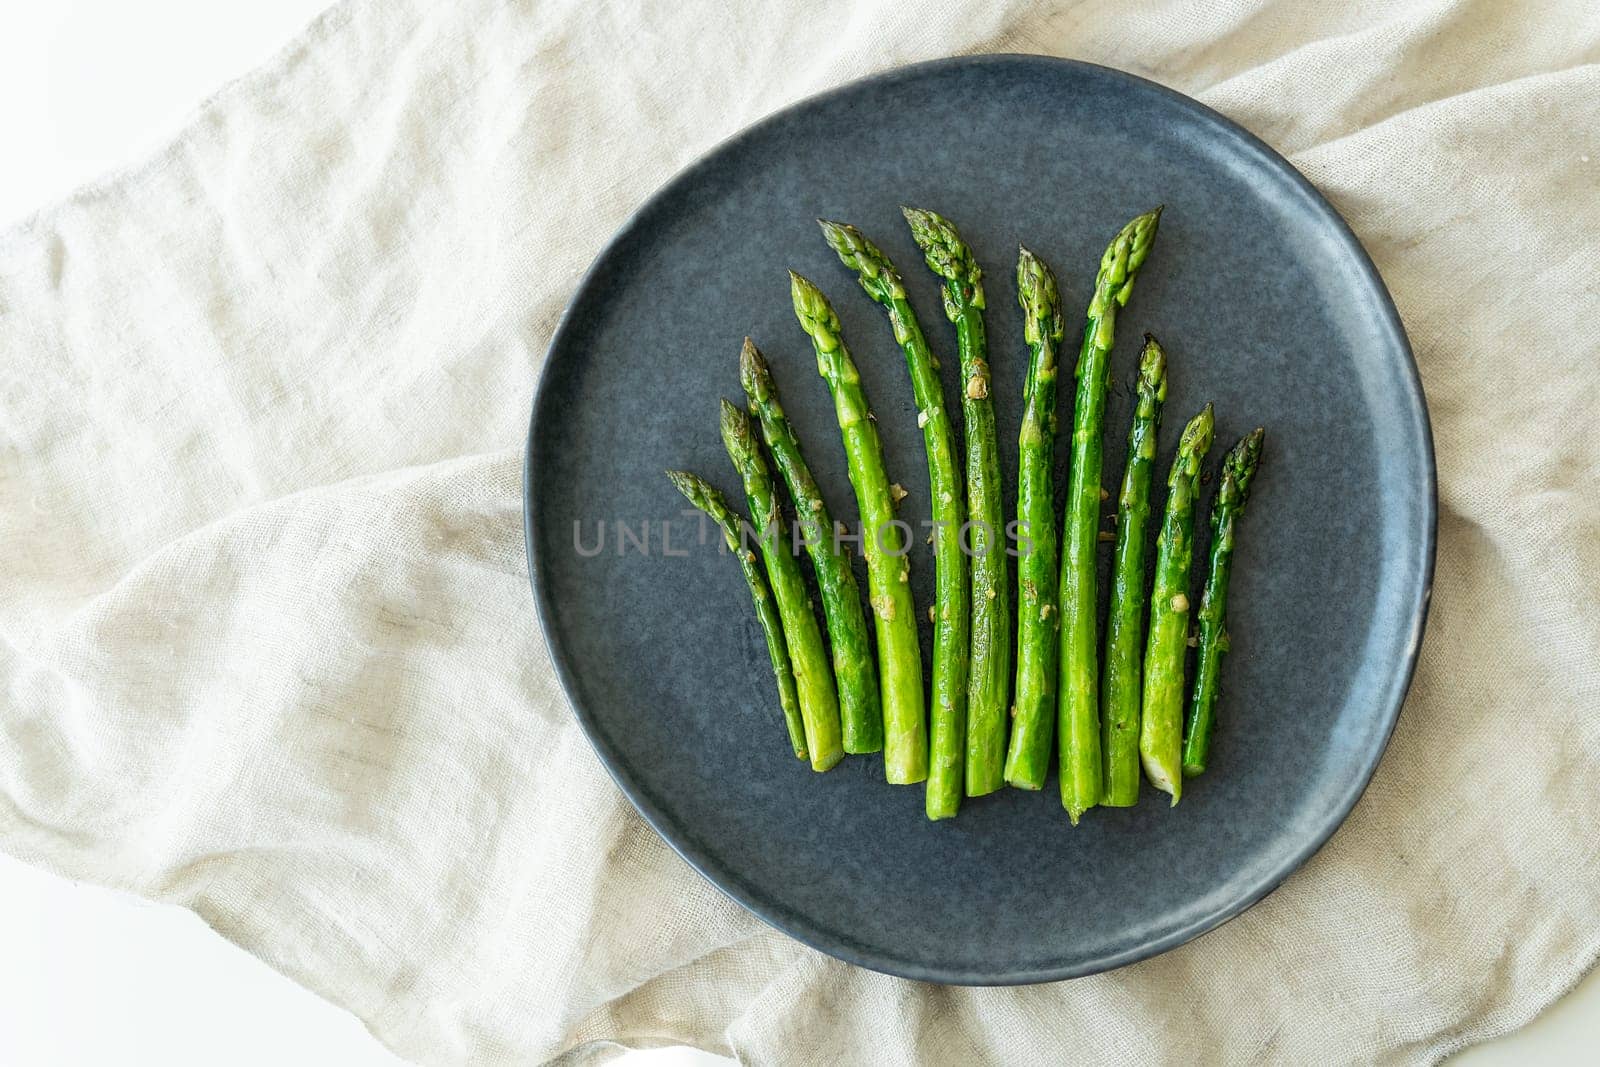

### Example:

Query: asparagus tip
xmin=816 ymin=217 xmax=850 ymax=249
xmin=789 ymin=270 xmax=833 ymax=326
xmin=1137 ymin=335 xmax=1167 ymax=396
xmin=788 ymin=269 xmax=815 ymax=303
xmin=1171 ymin=404 xmax=1216 ymax=485
xmin=1016 ymin=246 xmax=1063 ymax=344
xmin=1099 ymin=207 xmax=1164 ymax=309
xmin=818 ymin=219 xmax=898 ymax=297
xmin=1223 ymin=426 xmax=1267 ymax=504
xmin=665 ymin=469 xmax=718 ymax=514
xmin=719 ymin=396 xmax=749 ymax=443
xmin=900 ymin=203 xmax=948 ymax=238
xmin=1132 ymin=205 xmax=1162 ymax=246
xmin=903 ymin=206 xmax=981 ymax=310
xmin=738 ymin=337 xmax=770 ymax=399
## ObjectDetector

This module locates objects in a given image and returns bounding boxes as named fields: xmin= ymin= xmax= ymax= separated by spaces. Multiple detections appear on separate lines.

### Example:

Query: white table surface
xmin=0 ymin=5 xmax=1593 ymax=1064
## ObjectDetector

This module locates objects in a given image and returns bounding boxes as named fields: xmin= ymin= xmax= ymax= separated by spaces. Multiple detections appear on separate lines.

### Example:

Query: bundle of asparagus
xmin=666 ymin=205 xmax=1265 ymax=823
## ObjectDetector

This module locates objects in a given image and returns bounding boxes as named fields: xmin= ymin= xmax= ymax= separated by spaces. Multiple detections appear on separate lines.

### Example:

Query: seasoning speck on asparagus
xmin=903 ymin=206 xmax=1010 ymax=799
xmin=790 ymin=272 xmax=927 ymax=784
xmin=1183 ymin=427 xmax=1265 ymax=776
xmin=1003 ymin=246 xmax=1065 ymax=791
xmin=741 ymin=339 xmax=883 ymax=755
xmin=1059 ymin=207 xmax=1162 ymax=823
xmin=1140 ymin=403 xmax=1214 ymax=802
xmin=667 ymin=469 xmax=809 ymax=762
xmin=1100 ymin=336 xmax=1168 ymax=806
xmin=721 ymin=400 xmax=845 ymax=772
xmin=820 ymin=219 xmax=968 ymax=820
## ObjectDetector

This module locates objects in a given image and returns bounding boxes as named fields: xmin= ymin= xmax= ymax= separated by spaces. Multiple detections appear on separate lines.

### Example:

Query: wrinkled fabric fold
xmin=1 ymin=1 xmax=1597 ymax=1064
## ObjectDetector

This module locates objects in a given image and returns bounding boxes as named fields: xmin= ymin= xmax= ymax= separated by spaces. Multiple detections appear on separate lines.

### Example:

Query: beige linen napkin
xmin=2 ymin=0 xmax=1596 ymax=1062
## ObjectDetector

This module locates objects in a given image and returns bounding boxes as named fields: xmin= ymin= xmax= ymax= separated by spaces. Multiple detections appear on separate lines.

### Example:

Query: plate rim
xmin=522 ymin=52 xmax=1438 ymax=985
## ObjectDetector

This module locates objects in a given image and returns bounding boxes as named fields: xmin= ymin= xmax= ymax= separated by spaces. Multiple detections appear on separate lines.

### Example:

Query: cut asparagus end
xmin=1142 ymin=749 xmax=1180 ymax=801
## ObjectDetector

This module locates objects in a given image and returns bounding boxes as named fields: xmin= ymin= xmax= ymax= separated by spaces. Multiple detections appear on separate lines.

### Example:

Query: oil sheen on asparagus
xmin=741 ymin=338 xmax=884 ymax=754
xmin=1100 ymin=336 xmax=1168 ymax=806
xmin=1003 ymin=247 xmax=1065 ymax=791
xmin=790 ymin=272 xmax=927 ymax=784
xmin=666 ymin=469 xmax=809 ymax=762
xmin=820 ymin=219 xmax=969 ymax=820
xmin=721 ymin=399 xmax=845 ymax=771
xmin=903 ymin=206 xmax=1010 ymax=798
xmin=1140 ymin=403 xmax=1214 ymax=802
xmin=1183 ymin=427 xmax=1265 ymax=775
xmin=1059 ymin=207 xmax=1162 ymax=823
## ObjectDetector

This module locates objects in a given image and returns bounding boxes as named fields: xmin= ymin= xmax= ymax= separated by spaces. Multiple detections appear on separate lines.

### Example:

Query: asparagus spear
xmin=666 ymin=469 xmax=809 ymax=762
xmin=1003 ymin=247 xmax=1065 ymax=791
xmin=790 ymin=272 xmax=927 ymax=784
xmin=1100 ymin=337 xmax=1168 ymax=807
xmin=1182 ymin=427 xmax=1265 ymax=776
xmin=902 ymin=207 xmax=1010 ymax=798
xmin=1140 ymin=403 xmax=1214 ymax=802
xmin=1058 ymin=207 xmax=1163 ymax=823
xmin=720 ymin=400 xmax=845 ymax=772
xmin=740 ymin=338 xmax=883 ymax=754
xmin=819 ymin=219 xmax=968 ymax=820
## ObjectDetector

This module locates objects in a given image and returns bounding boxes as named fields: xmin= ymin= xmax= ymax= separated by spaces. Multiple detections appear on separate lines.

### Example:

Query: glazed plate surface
xmin=524 ymin=55 xmax=1434 ymax=983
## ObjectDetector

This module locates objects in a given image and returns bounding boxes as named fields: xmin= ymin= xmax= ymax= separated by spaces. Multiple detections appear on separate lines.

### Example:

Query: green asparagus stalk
xmin=819 ymin=219 xmax=968 ymax=821
xmin=740 ymin=338 xmax=883 ymax=754
xmin=1140 ymin=403 xmax=1214 ymax=802
xmin=720 ymin=400 xmax=845 ymax=772
xmin=1058 ymin=207 xmax=1162 ymax=824
xmin=902 ymin=207 xmax=1010 ymax=798
xmin=1183 ymin=427 xmax=1265 ymax=776
xmin=666 ymin=469 xmax=808 ymax=762
xmin=1100 ymin=337 xmax=1168 ymax=807
xmin=790 ymin=272 xmax=927 ymax=784
xmin=1003 ymin=247 xmax=1065 ymax=791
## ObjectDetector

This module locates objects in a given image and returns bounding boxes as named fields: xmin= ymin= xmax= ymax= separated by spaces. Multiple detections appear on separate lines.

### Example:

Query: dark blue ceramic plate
xmin=524 ymin=55 xmax=1434 ymax=984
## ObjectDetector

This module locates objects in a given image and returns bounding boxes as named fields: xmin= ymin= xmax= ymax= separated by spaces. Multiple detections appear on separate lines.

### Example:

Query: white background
xmin=0 ymin=4 xmax=1594 ymax=1064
